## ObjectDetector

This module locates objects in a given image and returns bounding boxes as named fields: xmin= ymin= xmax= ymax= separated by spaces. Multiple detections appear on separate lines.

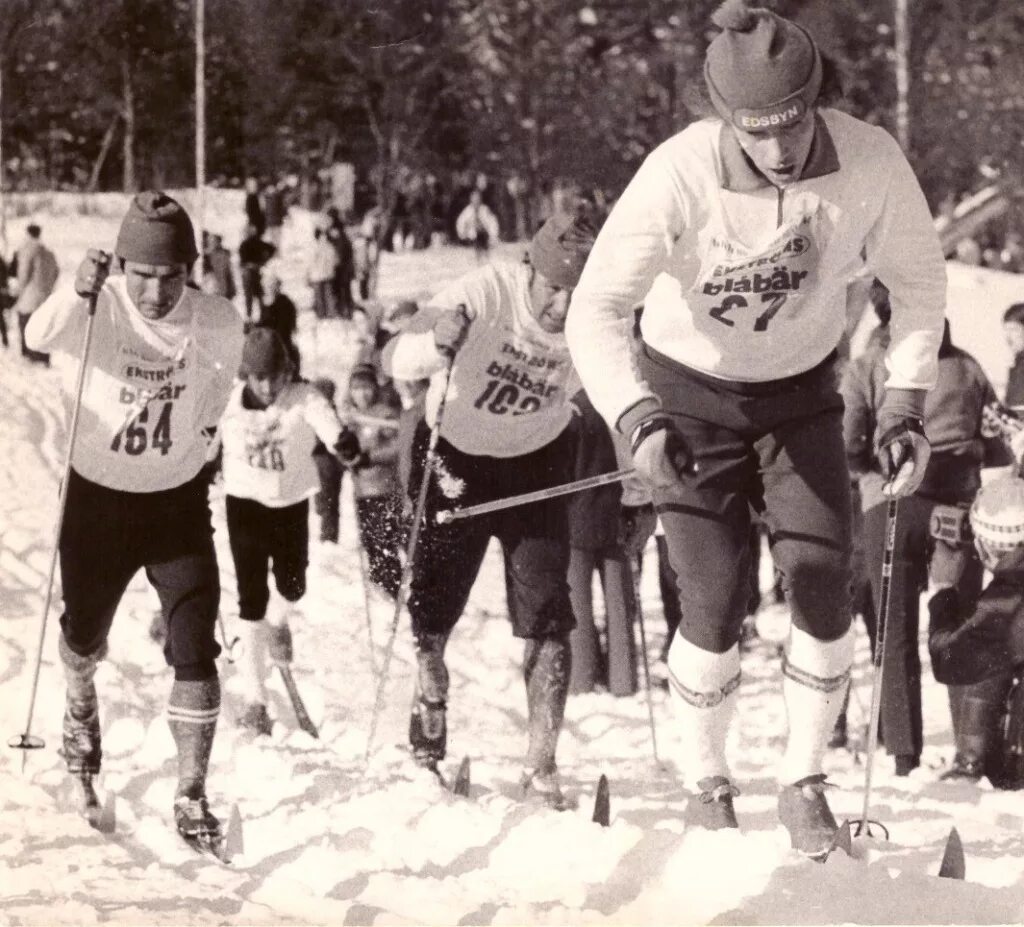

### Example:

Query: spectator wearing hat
xmin=24 ymin=191 xmax=245 ymax=848
xmin=220 ymin=327 xmax=360 ymax=735
xmin=381 ymin=212 xmax=596 ymax=806
xmin=13 ymin=223 xmax=59 ymax=365
xmin=341 ymin=363 xmax=403 ymax=598
xmin=564 ymin=0 xmax=946 ymax=854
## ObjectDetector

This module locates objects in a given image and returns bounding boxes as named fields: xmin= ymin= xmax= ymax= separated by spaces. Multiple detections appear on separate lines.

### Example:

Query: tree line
xmin=1 ymin=0 xmax=1022 ymax=230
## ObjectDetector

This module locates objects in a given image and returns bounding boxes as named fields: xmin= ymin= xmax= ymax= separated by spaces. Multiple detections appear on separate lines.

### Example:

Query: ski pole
xmin=435 ymin=468 xmax=635 ymax=525
xmin=365 ymin=361 xmax=454 ymax=763
xmin=855 ymin=494 xmax=898 ymax=838
xmin=629 ymin=559 xmax=661 ymax=768
xmin=9 ymin=255 xmax=111 ymax=756
xmin=356 ymin=539 xmax=380 ymax=678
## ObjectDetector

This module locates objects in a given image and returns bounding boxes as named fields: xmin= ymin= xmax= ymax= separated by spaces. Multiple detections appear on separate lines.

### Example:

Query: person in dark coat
xmin=237 ymin=225 xmax=276 ymax=323
xmin=244 ymin=177 xmax=266 ymax=238
xmin=1002 ymin=302 xmax=1024 ymax=409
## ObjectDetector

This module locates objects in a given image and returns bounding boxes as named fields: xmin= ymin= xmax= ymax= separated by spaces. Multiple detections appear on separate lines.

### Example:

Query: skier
xmin=380 ymin=213 xmax=596 ymax=806
xmin=24 ymin=192 xmax=245 ymax=848
xmin=219 ymin=327 xmax=361 ymax=733
xmin=565 ymin=0 xmax=945 ymax=856
xmin=929 ymin=476 xmax=1024 ymax=787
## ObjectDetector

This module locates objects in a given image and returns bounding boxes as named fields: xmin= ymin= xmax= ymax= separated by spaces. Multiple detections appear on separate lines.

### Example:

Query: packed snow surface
xmin=2 ymin=198 xmax=1024 ymax=925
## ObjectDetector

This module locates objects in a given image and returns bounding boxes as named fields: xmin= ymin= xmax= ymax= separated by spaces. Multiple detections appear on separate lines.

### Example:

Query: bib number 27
xmin=111 ymin=402 xmax=174 ymax=456
xmin=710 ymin=292 xmax=787 ymax=332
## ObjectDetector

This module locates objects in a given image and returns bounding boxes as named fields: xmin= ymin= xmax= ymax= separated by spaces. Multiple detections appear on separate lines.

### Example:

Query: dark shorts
xmin=406 ymin=422 xmax=575 ymax=641
xmin=640 ymin=345 xmax=852 ymax=652
xmin=59 ymin=469 xmax=221 ymax=670
xmin=225 ymin=495 xmax=309 ymax=621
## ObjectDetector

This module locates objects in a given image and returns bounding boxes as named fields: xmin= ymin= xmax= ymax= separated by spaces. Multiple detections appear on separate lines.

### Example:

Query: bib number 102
xmin=111 ymin=402 xmax=173 ymax=456
xmin=473 ymin=379 xmax=541 ymax=416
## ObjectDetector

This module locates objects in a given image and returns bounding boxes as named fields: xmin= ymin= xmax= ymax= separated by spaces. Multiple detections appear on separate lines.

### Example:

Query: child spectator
xmin=342 ymin=364 xmax=403 ymax=598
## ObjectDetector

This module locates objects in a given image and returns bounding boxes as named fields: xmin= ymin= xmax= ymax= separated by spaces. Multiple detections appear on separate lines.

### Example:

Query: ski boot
xmin=778 ymin=774 xmax=839 ymax=859
xmin=60 ymin=701 xmax=102 ymax=777
xmin=174 ymin=793 xmax=223 ymax=854
xmin=940 ymin=754 xmax=985 ymax=782
xmin=686 ymin=776 xmax=740 ymax=830
xmin=409 ymin=696 xmax=447 ymax=768
xmin=238 ymin=702 xmax=273 ymax=736
xmin=519 ymin=764 xmax=571 ymax=811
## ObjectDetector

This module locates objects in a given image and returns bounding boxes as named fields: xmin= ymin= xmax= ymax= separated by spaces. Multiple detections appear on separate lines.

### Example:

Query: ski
xmin=423 ymin=755 xmax=472 ymax=796
xmin=938 ymin=826 xmax=966 ymax=879
xmin=276 ymin=664 xmax=320 ymax=738
xmin=819 ymin=819 xmax=853 ymax=861
xmin=592 ymin=774 xmax=610 ymax=827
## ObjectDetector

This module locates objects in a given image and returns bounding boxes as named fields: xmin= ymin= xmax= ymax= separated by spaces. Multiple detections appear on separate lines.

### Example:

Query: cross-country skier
xmin=380 ymin=214 xmax=596 ymax=806
xmin=565 ymin=0 xmax=945 ymax=856
xmin=24 ymin=192 xmax=245 ymax=848
xmin=219 ymin=327 xmax=361 ymax=734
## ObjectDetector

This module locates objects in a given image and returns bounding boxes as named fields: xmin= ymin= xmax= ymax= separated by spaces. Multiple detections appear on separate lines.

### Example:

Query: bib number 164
xmin=111 ymin=402 xmax=173 ymax=456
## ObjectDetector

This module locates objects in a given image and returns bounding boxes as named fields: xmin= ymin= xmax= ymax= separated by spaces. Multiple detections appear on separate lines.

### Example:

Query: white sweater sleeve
xmin=565 ymin=150 xmax=689 ymax=433
xmin=865 ymin=129 xmax=946 ymax=392
xmin=381 ymin=306 xmax=446 ymax=382
xmin=23 ymin=284 xmax=88 ymax=353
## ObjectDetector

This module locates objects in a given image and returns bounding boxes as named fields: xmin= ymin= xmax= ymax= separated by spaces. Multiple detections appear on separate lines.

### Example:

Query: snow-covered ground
xmin=2 ymin=203 xmax=1024 ymax=926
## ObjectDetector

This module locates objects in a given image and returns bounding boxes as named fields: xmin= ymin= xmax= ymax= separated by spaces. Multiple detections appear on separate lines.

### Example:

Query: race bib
xmin=691 ymin=216 xmax=821 ymax=334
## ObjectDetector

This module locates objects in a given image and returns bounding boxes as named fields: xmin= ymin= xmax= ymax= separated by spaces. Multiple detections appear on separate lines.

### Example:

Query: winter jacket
xmin=341 ymin=397 xmax=400 ymax=499
xmin=929 ymin=548 xmax=1024 ymax=685
xmin=566 ymin=108 xmax=945 ymax=437
xmin=308 ymin=239 xmax=339 ymax=284
xmin=455 ymin=202 xmax=500 ymax=245
xmin=202 ymin=246 xmax=236 ymax=300
xmin=1006 ymin=353 xmax=1024 ymax=409
xmin=842 ymin=323 xmax=1007 ymax=511
xmin=238 ymin=236 xmax=275 ymax=268
xmin=13 ymin=239 xmax=58 ymax=317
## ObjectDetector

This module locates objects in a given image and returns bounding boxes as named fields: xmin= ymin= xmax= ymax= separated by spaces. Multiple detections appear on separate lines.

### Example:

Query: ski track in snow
xmin=2 ymin=205 xmax=1024 ymax=924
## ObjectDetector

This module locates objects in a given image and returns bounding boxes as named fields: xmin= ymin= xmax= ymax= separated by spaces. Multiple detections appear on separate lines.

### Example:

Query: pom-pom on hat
xmin=704 ymin=0 xmax=822 ymax=132
xmin=115 ymin=191 xmax=199 ymax=265
xmin=529 ymin=214 xmax=597 ymax=289
xmin=239 ymin=327 xmax=292 ymax=379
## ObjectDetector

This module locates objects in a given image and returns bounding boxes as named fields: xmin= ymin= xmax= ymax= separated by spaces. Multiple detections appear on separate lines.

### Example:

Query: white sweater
xmin=565 ymin=109 xmax=946 ymax=433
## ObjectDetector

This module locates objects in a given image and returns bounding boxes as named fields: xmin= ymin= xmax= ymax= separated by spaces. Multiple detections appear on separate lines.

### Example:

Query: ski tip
xmin=828 ymin=819 xmax=852 ymax=858
xmin=938 ymin=826 xmax=966 ymax=880
xmin=592 ymin=774 xmax=610 ymax=827
xmin=94 ymin=792 xmax=117 ymax=835
xmin=451 ymin=756 xmax=471 ymax=797
xmin=223 ymin=804 xmax=245 ymax=860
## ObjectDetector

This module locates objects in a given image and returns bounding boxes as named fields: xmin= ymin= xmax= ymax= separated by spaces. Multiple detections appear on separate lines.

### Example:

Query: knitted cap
xmin=529 ymin=214 xmax=597 ymax=289
xmin=115 ymin=191 xmax=199 ymax=265
xmin=970 ymin=477 xmax=1024 ymax=552
xmin=704 ymin=0 xmax=822 ymax=132
xmin=239 ymin=327 xmax=291 ymax=379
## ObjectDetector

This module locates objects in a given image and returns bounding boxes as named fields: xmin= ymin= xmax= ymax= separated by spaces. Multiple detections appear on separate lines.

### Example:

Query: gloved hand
xmin=876 ymin=388 xmax=930 ymax=497
xmin=433 ymin=303 xmax=473 ymax=358
xmin=334 ymin=427 xmax=363 ymax=466
xmin=74 ymin=249 xmax=112 ymax=299
xmin=929 ymin=539 xmax=968 ymax=589
xmin=630 ymin=417 xmax=698 ymax=489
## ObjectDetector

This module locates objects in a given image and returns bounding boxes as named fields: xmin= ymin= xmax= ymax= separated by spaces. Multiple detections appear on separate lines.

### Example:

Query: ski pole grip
xmin=85 ymin=251 xmax=112 ymax=317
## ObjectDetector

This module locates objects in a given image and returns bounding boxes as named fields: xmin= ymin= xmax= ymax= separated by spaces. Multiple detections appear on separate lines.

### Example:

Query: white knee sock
xmin=235 ymin=619 xmax=268 ymax=705
xmin=779 ymin=624 xmax=854 ymax=784
xmin=667 ymin=636 xmax=741 ymax=786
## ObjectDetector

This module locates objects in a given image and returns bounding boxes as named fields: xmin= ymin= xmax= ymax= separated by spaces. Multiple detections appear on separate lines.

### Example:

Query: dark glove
xmin=630 ymin=417 xmax=697 ymax=489
xmin=618 ymin=504 xmax=657 ymax=558
xmin=432 ymin=303 xmax=473 ymax=358
xmin=334 ymin=427 xmax=362 ymax=466
xmin=876 ymin=418 xmax=930 ymax=497
xmin=74 ymin=249 xmax=112 ymax=299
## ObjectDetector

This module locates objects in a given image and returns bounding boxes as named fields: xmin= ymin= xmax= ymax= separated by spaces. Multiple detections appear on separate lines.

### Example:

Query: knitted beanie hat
xmin=115 ymin=191 xmax=199 ymax=265
xmin=529 ymin=214 xmax=597 ymax=289
xmin=971 ymin=478 xmax=1024 ymax=554
xmin=704 ymin=0 xmax=822 ymax=132
xmin=239 ymin=327 xmax=291 ymax=379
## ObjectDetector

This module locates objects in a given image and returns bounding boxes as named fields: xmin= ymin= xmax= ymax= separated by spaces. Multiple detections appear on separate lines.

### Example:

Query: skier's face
xmin=529 ymin=272 xmax=573 ymax=333
xmin=124 ymin=262 xmax=188 ymax=320
xmin=247 ymin=370 xmax=289 ymax=407
xmin=730 ymin=110 xmax=817 ymax=188
xmin=1005 ymin=321 xmax=1024 ymax=357
xmin=349 ymin=378 xmax=376 ymax=410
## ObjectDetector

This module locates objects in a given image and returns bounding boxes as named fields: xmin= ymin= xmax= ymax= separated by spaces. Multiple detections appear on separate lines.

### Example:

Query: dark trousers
xmin=862 ymin=494 xmax=984 ymax=758
xmin=406 ymin=423 xmax=575 ymax=641
xmin=313 ymin=450 xmax=343 ymax=542
xmin=568 ymin=545 xmax=637 ymax=696
xmin=225 ymin=495 xmax=309 ymax=621
xmin=59 ymin=470 xmax=220 ymax=672
xmin=355 ymin=494 xmax=402 ymax=597
xmin=240 ymin=265 xmax=263 ymax=321
xmin=640 ymin=346 xmax=852 ymax=654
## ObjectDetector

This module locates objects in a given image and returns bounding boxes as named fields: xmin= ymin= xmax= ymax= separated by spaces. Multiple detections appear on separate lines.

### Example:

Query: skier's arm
xmin=23 ymin=285 xmax=88 ymax=352
xmin=380 ymin=305 xmax=449 ymax=381
xmin=565 ymin=150 xmax=688 ymax=437
xmin=304 ymin=386 xmax=345 ymax=450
